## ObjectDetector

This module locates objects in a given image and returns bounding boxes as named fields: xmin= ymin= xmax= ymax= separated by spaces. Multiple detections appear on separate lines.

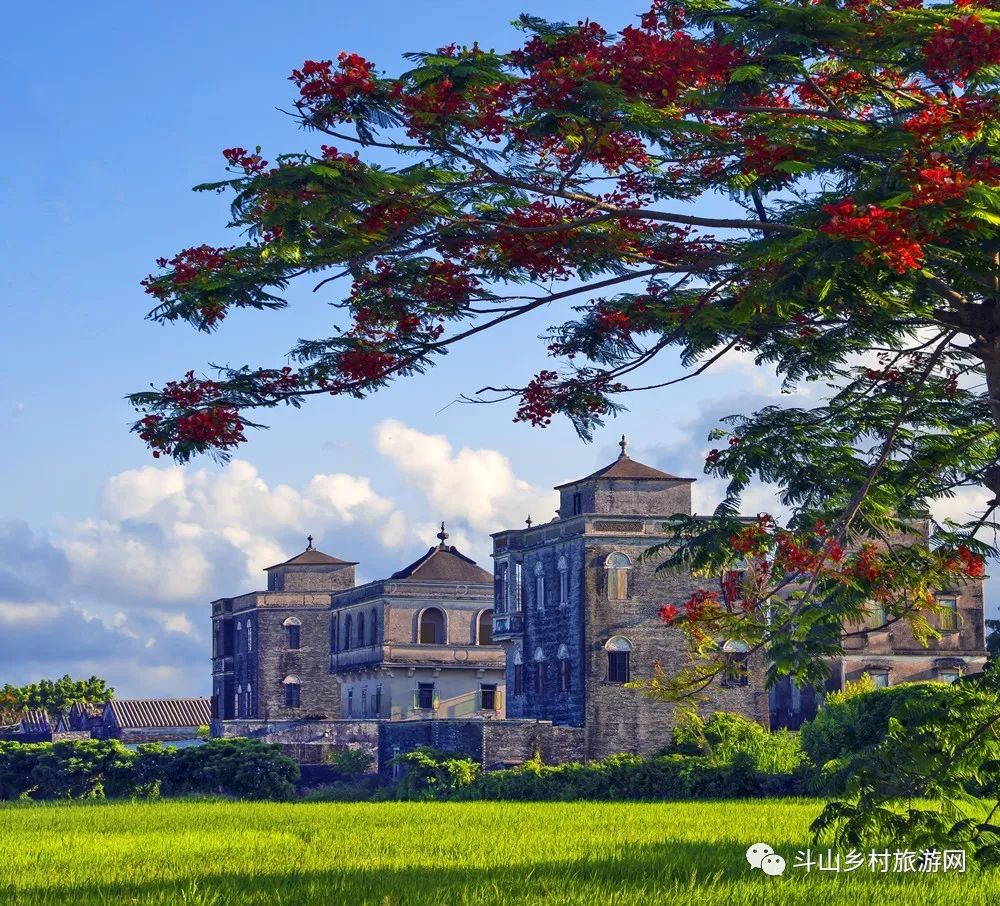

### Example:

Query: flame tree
xmin=132 ymin=0 xmax=1000 ymax=853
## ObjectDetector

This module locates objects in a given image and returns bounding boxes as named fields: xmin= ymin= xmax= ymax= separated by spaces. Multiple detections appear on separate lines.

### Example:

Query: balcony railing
xmin=493 ymin=612 xmax=523 ymax=638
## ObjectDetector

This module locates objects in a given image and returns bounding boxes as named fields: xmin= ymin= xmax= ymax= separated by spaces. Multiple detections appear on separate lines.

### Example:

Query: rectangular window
xmin=361 ymin=688 xmax=368 ymax=716
xmin=513 ymin=664 xmax=524 ymax=696
xmin=558 ymin=659 xmax=570 ymax=693
xmin=514 ymin=563 xmax=523 ymax=612
xmin=720 ymin=654 xmax=749 ymax=688
xmin=559 ymin=568 xmax=568 ymax=607
xmin=536 ymin=572 xmax=545 ymax=610
xmin=608 ymin=652 xmax=630 ymax=684
xmin=938 ymin=596 xmax=959 ymax=631
xmin=391 ymin=746 xmax=401 ymax=781
xmin=247 ymin=623 xmax=253 ymax=653
xmin=417 ymin=682 xmax=435 ymax=710
xmin=534 ymin=662 xmax=545 ymax=694
xmin=869 ymin=671 xmax=889 ymax=688
xmin=867 ymin=602 xmax=887 ymax=630
xmin=496 ymin=563 xmax=509 ymax=614
xmin=347 ymin=689 xmax=354 ymax=716
xmin=287 ymin=624 xmax=301 ymax=649
xmin=480 ymin=683 xmax=497 ymax=711
xmin=285 ymin=684 xmax=301 ymax=708
xmin=374 ymin=685 xmax=382 ymax=717
xmin=572 ymin=493 xmax=582 ymax=515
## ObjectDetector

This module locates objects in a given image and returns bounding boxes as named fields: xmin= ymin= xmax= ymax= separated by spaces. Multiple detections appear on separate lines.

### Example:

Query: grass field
xmin=0 ymin=798 xmax=993 ymax=905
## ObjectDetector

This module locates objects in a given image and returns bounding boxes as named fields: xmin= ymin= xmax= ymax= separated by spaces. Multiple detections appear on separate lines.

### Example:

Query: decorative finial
xmin=437 ymin=522 xmax=449 ymax=547
xmin=525 ymin=515 xmax=533 ymax=528
xmin=619 ymin=434 xmax=629 ymax=457
xmin=306 ymin=534 xmax=315 ymax=550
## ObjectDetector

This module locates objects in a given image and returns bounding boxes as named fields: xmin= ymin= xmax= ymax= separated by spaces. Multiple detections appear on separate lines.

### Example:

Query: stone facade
xmin=771 ymin=567 xmax=987 ymax=728
xmin=492 ymin=440 xmax=769 ymax=760
xmin=212 ymin=533 xmax=505 ymax=728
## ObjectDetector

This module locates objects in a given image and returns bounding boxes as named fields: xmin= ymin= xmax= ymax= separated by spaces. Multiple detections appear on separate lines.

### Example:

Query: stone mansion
xmin=211 ymin=439 xmax=987 ymax=767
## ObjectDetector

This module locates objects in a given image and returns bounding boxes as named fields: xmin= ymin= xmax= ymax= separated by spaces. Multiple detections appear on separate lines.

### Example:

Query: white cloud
xmin=374 ymin=419 xmax=557 ymax=533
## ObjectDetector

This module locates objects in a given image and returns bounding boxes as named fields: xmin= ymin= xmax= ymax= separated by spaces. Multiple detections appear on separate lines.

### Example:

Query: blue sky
xmin=1 ymin=2 xmax=994 ymax=696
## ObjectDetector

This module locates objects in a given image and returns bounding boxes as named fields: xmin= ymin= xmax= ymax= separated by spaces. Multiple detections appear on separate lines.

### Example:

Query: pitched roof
xmin=19 ymin=710 xmax=52 ymax=733
xmin=554 ymin=452 xmax=693 ymax=489
xmin=105 ymin=698 xmax=211 ymax=730
xmin=389 ymin=545 xmax=493 ymax=584
xmin=266 ymin=548 xmax=357 ymax=571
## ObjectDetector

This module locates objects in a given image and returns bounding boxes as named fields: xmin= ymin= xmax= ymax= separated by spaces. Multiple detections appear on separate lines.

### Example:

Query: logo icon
xmin=747 ymin=843 xmax=786 ymax=877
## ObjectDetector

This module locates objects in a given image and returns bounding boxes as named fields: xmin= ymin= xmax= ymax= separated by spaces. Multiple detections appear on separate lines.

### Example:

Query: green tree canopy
xmin=130 ymin=0 xmax=1000 ymax=855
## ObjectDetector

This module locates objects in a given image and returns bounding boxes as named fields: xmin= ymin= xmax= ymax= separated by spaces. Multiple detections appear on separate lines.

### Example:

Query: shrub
xmin=451 ymin=751 xmax=806 ymax=801
xmin=392 ymin=747 xmax=481 ymax=799
xmin=0 ymin=738 xmax=299 ymax=802
xmin=800 ymin=679 xmax=1000 ymax=792
xmin=664 ymin=710 xmax=804 ymax=774
xmin=325 ymin=746 xmax=373 ymax=779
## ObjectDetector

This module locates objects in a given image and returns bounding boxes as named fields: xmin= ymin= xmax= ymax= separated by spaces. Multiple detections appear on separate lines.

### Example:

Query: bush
xmin=392 ymin=747 xmax=481 ymax=799
xmin=0 ymin=738 xmax=299 ymax=802
xmin=664 ymin=710 xmax=805 ymax=774
xmin=450 ymin=751 xmax=807 ymax=801
xmin=800 ymin=679 xmax=1000 ymax=792
xmin=324 ymin=746 xmax=373 ymax=779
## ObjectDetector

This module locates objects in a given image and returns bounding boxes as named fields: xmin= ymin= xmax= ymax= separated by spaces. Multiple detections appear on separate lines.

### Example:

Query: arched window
xmin=245 ymin=683 xmax=252 ymax=717
xmin=605 ymin=553 xmax=632 ymax=601
xmin=513 ymin=647 xmax=524 ymax=697
xmin=344 ymin=615 xmax=352 ymax=650
xmin=369 ymin=609 xmax=378 ymax=646
xmin=419 ymin=607 xmax=446 ymax=644
xmin=558 ymin=556 xmax=569 ymax=607
xmin=283 ymin=617 xmax=301 ymax=650
xmin=534 ymin=646 xmax=546 ymax=694
xmin=720 ymin=640 xmax=750 ymax=688
xmin=357 ymin=612 xmax=366 ymax=647
xmin=236 ymin=684 xmax=243 ymax=718
xmin=283 ymin=675 xmax=301 ymax=708
xmin=247 ymin=622 xmax=253 ymax=653
xmin=605 ymin=636 xmax=632 ymax=683
xmin=534 ymin=562 xmax=545 ymax=610
xmin=557 ymin=643 xmax=570 ymax=693
xmin=477 ymin=610 xmax=493 ymax=646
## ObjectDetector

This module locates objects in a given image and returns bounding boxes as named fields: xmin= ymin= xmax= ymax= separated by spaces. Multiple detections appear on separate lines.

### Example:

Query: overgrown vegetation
xmin=0 ymin=738 xmax=299 ymax=801
xmin=0 ymin=676 xmax=113 ymax=724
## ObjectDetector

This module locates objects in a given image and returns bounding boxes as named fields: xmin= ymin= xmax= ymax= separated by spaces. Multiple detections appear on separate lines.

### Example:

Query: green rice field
xmin=0 ymin=798 xmax=993 ymax=905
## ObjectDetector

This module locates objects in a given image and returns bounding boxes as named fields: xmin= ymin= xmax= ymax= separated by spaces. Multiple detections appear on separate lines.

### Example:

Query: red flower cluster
xmin=335 ymin=347 xmax=399 ymax=384
xmin=902 ymin=97 xmax=995 ymax=146
xmin=222 ymin=147 xmax=268 ymax=174
xmin=593 ymin=308 xmax=633 ymax=339
xmin=923 ymin=15 xmax=1000 ymax=83
xmin=160 ymin=371 xmax=222 ymax=408
xmin=173 ymin=408 xmax=246 ymax=450
xmin=254 ymin=366 xmax=299 ymax=397
xmin=148 ymin=245 xmax=232 ymax=288
xmin=320 ymin=145 xmax=361 ymax=166
xmin=740 ymin=135 xmax=802 ymax=180
xmin=658 ymin=603 xmax=680 ymax=623
xmin=290 ymin=53 xmax=377 ymax=122
xmin=820 ymin=199 xmax=924 ymax=273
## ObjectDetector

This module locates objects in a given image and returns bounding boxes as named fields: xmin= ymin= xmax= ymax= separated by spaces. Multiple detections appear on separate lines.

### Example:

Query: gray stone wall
xmin=218 ymin=718 xmax=380 ymax=766
xmin=248 ymin=605 xmax=341 ymax=720
xmin=582 ymin=538 xmax=768 ymax=759
xmin=269 ymin=563 xmax=356 ymax=592
xmin=504 ymin=536 xmax=587 ymax=727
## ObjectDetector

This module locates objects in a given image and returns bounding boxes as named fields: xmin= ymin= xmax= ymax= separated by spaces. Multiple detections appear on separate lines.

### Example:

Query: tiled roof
xmin=266 ymin=549 xmax=357 ymax=570
xmin=389 ymin=545 xmax=493 ymax=584
xmin=555 ymin=452 xmax=693 ymax=489
xmin=106 ymin=698 xmax=211 ymax=730
xmin=19 ymin=710 xmax=52 ymax=733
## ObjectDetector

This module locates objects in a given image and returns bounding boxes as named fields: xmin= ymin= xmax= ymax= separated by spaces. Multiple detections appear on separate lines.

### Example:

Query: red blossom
xmin=658 ymin=603 xmax=680 ymax=623
xmin=923 ymin=15 xmax=1000 ymax=83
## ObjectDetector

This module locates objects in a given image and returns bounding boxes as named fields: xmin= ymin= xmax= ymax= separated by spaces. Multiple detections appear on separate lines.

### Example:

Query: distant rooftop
xmin=266 ymin=535 xmax=358 ymax=571
xmin=554 ymin=435 xmax=694 ymax=489
xmin=389 ymin=523 xmax=493 ymax=584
